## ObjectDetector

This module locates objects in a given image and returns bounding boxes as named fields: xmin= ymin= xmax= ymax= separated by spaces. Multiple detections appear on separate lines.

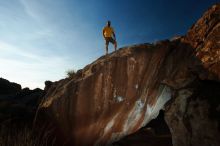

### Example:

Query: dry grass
xmin=0 ymin=121 xmax=57 ymax=146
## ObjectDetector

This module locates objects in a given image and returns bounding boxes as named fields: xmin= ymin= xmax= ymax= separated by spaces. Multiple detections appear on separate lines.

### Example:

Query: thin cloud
xmin=0 ymin=40 xmax=75 ymax=89
xmin=19 ymin=0 xmax=40 ymax=21
xmin=0 ymin=0 xmax=103 ymax=89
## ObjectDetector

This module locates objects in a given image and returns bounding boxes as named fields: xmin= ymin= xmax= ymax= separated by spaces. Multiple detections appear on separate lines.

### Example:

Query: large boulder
xmin=40 ymin=40 xmax=196 ymax=145
xmin=39 ymin=3 xmax=220 ymax=146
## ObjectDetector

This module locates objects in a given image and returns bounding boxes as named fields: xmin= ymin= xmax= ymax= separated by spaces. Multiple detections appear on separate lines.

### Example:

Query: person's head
xmin=107 ymin=21 xmax=111 ymax=27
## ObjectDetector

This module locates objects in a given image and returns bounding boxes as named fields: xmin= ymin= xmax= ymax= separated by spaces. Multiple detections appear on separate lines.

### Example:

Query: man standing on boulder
xmin=102 ymin=21 xmax=117 ymax=55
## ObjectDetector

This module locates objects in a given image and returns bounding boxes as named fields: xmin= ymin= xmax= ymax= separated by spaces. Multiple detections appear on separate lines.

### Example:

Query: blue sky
xmin=0 ymin=0 xmax=217 ymax=89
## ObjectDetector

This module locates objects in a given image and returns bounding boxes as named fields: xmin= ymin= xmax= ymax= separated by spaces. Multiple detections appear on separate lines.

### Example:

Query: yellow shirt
xmin=103 ymin=26 xmax=114 ymax=38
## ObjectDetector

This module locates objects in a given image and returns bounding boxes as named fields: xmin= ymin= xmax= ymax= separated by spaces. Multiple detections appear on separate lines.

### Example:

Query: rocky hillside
xmin=0 ymin=78 xmax=44 ymax=122
xmin=0 ymin=79 xmax=49 ymax=146
xmin=39 ymin=4 xmax=220 ymax=146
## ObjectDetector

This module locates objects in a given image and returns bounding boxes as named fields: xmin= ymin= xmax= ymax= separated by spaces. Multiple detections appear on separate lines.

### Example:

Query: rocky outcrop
xmin=165 ymin=80 xmax=220 ymax=146
xmin=164 ymin=4 xmax=220 ymax=146
xmin=44 ymin=80 xmax=53 ymax=92
xmin=0 ymin=78 xmax=21 ymax=96
xmin=0 ymin=79 xmax=44 ymax=123
xmin=0 ymin=79 xmax=52 ymax=146
xmin=39 ymin=3 xmax=220 ymax=146
xmin=185 ymin=4 xmax=220 ymax=80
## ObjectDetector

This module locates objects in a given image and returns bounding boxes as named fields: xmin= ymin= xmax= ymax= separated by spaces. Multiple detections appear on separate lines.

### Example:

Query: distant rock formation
xmin=0 ymin=78 xmax=44 ymax=123
xmin=39 ymin=3 xmax=220 ymax=146
xmin=0 ymin=78 xmax=21 ymax=96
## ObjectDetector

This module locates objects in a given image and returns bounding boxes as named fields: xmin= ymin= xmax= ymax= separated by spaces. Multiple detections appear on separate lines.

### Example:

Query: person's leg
xmin=105 ymin=40 xmax=109 ymax=55
xmin=109 ymin=37 xmax=117 ymax=52
xmin=114 ymin=41 xmax=117 ymax=51
xmin=106 ymin=44 xmax=108 ymax=55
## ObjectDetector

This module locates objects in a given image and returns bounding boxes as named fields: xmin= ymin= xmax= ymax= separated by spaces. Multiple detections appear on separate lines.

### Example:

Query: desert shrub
xmin=66 ymin=69 xmax=76 ymax=78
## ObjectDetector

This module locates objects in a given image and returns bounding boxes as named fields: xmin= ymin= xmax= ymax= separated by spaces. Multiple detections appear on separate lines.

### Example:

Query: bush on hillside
xmin=66 ymin=69 xmax=76 ymax=78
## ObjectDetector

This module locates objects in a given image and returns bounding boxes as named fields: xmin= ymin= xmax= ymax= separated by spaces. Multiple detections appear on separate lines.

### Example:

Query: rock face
xmin=186 ymin=4 xmax=220 ymax=80
xmin=164 ymin=4 xmax=220 ymax=146
xmin=114 ymin=111 xmax=172 ymax=146
xmin=165 ymin=80 xmax=220 ymax=146
xmin=40 ymin=4 xmax=220 ymax=146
